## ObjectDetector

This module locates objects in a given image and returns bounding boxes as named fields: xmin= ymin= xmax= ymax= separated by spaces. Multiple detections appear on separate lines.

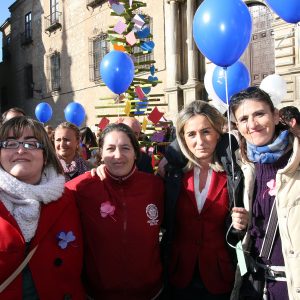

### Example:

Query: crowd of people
xmin=0 ymin=88 xmax=300 ymax=300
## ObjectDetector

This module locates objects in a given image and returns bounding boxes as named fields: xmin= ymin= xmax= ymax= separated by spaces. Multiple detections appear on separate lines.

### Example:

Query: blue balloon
xmin=100 ymin=51 xmax=134 ymax=94
xmin=266 ymin=0 xmax=300 ymax=24
xmin=64 ymin=102 xmax=85 ymax=126
xmin=35 ymin=102 xmax=53 ymax=123
xmin=212 ymin=61 xmax=250 ymax=103
xmin=193 ymin=0 xmax=252 ymax=67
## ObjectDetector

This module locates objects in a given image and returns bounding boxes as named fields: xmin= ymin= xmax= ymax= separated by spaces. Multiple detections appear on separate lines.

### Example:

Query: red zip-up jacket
xmin=67 ymin=169 xmax=164 ymax=300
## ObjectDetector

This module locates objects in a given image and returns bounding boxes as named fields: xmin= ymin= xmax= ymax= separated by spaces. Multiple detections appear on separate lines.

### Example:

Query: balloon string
xmin=224 ymin=67 xmax=236 ymax=207
xmin=276 ymin=26 xmax=294 ymax=48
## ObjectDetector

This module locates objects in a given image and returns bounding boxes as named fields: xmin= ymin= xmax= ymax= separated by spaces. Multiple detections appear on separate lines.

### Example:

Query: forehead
xmin=7 ymin=126 xmax=35 ymax=138
xmin=103 ymin=130 xmax=131 ymax=145
xmin=55 ymin=127 xmax=76 ymax=138
xmin=184 ymin=114 xmax=214 ymax=131
xmin=234 ymin=99 xmax=271 ymax=116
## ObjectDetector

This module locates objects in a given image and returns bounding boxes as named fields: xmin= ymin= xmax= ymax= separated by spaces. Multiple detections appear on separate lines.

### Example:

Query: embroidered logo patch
xmin=146 ymin=204 xmax=159 ymax=226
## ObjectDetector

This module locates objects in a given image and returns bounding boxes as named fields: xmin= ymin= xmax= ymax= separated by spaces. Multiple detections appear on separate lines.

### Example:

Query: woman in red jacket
xmin=0 ymin=116 xmax=85 ymax=299
xmin=67 ymin=123 xmax=164 ymax=300
xmin=163 ymin=101 xmax=248 ymax=300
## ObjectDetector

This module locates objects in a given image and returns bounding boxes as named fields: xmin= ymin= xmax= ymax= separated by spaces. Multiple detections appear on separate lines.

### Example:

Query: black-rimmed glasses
xmin=0 ymin=140 xmax=44 ymax=150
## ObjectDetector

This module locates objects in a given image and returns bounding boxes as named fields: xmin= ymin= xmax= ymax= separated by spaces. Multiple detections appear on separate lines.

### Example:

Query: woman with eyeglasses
xmin=55 ymin=122 xmax=90 ymax=181
xmin=229 ymin=87 xmax=298 ymax=300
xmin=0 ymin=116 xmax=85 ymax=299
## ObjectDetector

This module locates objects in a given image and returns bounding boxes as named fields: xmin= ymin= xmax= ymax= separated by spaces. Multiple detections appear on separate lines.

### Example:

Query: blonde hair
xmin=55 ymin=122 xmax=80 ymax=140
xmin=176 ymin=100 xmax=225 ymax=170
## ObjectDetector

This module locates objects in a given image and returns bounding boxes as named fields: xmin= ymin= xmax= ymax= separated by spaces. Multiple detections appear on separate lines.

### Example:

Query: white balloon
xmin=259 ymin=74 xmax=287 ymax=106
xmin=204 ymin=65 xmax=228 ymax=114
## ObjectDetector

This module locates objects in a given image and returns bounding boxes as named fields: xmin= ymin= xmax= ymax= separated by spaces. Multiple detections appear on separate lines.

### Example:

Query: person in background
xmin=162 ymin=100 xmax=247 ymax=300
xmin=44 ymin=125 xmax=54 ymax=145
xmin=229 ymin=87 xmax=299 ymax=300
xmin=79 ymin=126 xmax=98 ymax=165
xmin=1 ymin=107 xmax=26 ymax=124
xmin=278 ymin=105 xmax=300 ymax=137
xmin=54 ymin=122 xmax=90 ymax=181
xmin=0 ymin=116 xmax=85 ymax=299
xmin=67 ymin=123 xmax=164 ymax=300
xmin=116 ymin=117 xmax=153 ymax=173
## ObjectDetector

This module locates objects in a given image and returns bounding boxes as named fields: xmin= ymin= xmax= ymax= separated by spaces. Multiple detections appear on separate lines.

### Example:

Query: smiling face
xmin=0 ymin=127 xmax=44 ymax=184
xmin=183 ymin=114 xmax=220 ymax=165
xmin=54 ymin=128 xmax=79 ymax=163
xmin=101 ymin=130 xmax=136 ymax=177
xmin=234 ymin=99 xmax=279 ymax=146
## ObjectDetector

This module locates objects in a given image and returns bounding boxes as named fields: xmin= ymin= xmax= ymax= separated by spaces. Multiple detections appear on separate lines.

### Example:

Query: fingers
xmin=231 ymin=207 xmax=249 ymax=231
xmin=96 ymin=164 xmax=106 ymax=181
xmin=90 ymin=168 xmax=96 ymax=177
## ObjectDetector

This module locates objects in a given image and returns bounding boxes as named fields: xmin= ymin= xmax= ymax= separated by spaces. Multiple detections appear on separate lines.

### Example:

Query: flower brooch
xmin=57 ymin=231 xmax=76 ymax=249
xmin=100 ymin=201 xmax=116 ymax=222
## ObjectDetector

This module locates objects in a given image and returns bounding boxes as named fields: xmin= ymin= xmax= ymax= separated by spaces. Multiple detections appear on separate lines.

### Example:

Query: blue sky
xmin=0 ymin=0 xmax=15 ymax=61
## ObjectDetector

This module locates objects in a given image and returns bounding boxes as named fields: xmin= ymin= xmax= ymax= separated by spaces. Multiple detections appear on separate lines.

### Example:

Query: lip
xmin=12 ymin=159 xmax=30 ymax=162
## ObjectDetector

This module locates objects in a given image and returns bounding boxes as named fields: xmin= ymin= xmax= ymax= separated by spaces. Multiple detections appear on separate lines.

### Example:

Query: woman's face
xmin=102 ymin=130 xmax=136 ymax=177
xmin=0 ymin=127 xmax=44 ymax=184
xmin=183 ymin=115 xmax=220 ymax=165
xmin=234 ymin=99 xmax=279 ymax=146
xmin=54 ymin=128 xmax=79 ymax=163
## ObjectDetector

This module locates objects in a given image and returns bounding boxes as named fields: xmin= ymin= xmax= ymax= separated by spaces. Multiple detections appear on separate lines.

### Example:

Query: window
xmin=24 ymin=64 xmax=33 ymax=98
xmin=50 ymin=0 xmax=59 ymax=25
xmin=132 ymin=16 xmax=154 ymax=73
xmin=25 ymin=12 xmax=32 ymax=39
xmin=50 ymin=52 xmax=61 ymax=91
xmin=89 ymin=33 xmax=109 ymax=82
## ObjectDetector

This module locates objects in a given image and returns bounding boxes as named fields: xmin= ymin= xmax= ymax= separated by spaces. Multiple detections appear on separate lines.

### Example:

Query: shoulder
xmin=65 ymin=172 xmax=101 ymax=191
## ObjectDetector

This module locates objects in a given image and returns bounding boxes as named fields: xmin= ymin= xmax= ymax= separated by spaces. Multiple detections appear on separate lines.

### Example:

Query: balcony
xmin=45 ymin=11 xmax=62 ymax=34
xmin=20 ymin=30 xmax=33 ymax=46
xmin=86 ymin=0 xmax=105 ymax=9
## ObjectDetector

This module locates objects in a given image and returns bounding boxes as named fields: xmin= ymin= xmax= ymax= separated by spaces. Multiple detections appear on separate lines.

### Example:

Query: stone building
xmin=0 ymin=0 xmax=299 ymax=127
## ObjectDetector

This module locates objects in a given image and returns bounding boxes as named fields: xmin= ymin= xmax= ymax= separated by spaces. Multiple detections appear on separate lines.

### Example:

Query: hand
xmin=231 ymin=207 xmax=248 ymax=231
xmin=90 ymin=164 xmax=106 ymax=180
xmin=157 ymin=157 xmax=168 ymax=178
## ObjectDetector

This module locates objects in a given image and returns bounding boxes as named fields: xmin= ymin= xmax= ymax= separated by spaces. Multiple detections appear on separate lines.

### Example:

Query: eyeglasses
xmin=0 ymin=140 xmax=44 ymax=150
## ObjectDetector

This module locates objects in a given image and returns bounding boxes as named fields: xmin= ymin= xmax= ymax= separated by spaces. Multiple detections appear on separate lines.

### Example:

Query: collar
xmin=105 ymin=165 xmax=137 ymax=182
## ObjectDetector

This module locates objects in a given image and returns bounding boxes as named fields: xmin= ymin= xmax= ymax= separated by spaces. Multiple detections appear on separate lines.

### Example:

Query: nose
xmin=247 ymin=116 xmax=257 ymax=130
xmin=17 ymin=145 xmax=26 ymax=153
xmin=196 ymin=133 xmax=204 ymax=145
xmin=114 ymin=148 xmax=122 ymax=159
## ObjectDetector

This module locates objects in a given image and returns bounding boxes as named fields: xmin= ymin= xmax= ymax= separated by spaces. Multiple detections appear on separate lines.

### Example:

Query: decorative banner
xmin=135 ymin=86 xmax=146 ymax=100
xmin=113 ymin=44 xmax=126 ymax=52
xmin=140 ymin=41 xmax=155 ymax=52
xmin=135 ymin=101 xmax=148 ymax=115
xmin=124 ymin=100 xmax=131 ymax=116
xmin=151 ymin=131 xmax=165 ymax=143
xmin=150 ymin=65 xmax=155 ymax=76
xmin=136 ymin=26 xmax=151 ymax=39
xmin=126 ymin=31 xmax=137 ymax=46
xmin=132 ymin=14 xmax=145 ymax=31
xmin=142 ymin=117 xmax=148 ymax=132
xmin=148 ymin=107 xmax=164 ymax=124
xmin=111 ymin=3 xmax=125 ymax=15
xmin=114 ymin=21 xmax=127 ymax=34
xmin=98 ymin=117 xmax=110 ymax=130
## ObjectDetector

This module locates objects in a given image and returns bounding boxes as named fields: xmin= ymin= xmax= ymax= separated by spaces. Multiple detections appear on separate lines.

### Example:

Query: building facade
xmin=0 ymin=0 xmax=299 ymax=127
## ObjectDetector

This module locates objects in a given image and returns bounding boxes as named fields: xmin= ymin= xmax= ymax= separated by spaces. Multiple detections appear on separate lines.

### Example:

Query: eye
xmin=239 ymin=117 xmax=248 ymax=123
xmin=186 ymin=132 xmax=195 ymax=137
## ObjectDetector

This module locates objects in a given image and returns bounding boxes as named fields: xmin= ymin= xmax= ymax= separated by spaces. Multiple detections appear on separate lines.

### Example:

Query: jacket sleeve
xmin=164 ymin=139 xmax=188 ymax=169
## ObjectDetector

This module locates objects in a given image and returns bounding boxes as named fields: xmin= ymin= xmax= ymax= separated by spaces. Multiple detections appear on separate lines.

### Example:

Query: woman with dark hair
xmin=79 ymin=126 xmax=98 ymax=160
xmin=67 ymin=123 xmax=164 ymax=300
xmin=229 ymin=87 xmax=298 ymax=300
xmin=0 ymin=116 xmax=85 ymax=299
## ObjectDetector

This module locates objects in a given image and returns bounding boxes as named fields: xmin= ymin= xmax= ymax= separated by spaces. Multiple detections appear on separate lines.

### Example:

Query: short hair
xmin=1 ymin=107 xmax=26 ymax=123
xmin=176 ymin=100 xmax=225 ymax=169
xmin=279 ymin=106 xmax=300 ymax=125
xmin=98 ymin=123 xmax=141 ymax=162
xmin=55 ymin=122 xmax=80 ymax=140
xmin=0 ymin=116 xmax=63 ymax=174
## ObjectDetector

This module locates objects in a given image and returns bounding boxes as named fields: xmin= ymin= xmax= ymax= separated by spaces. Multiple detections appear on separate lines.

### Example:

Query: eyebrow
xmin=185 ymin=127 xmax=211 ymax=133
xmin=7 ymin=136 xmax=37 ymax=140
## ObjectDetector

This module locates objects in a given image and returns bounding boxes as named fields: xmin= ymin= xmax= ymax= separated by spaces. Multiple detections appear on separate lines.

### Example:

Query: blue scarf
xmin=247 ymin=130 xmax=289 ymax=164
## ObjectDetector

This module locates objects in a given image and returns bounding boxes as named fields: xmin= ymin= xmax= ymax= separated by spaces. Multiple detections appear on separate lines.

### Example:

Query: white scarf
xmin=0 ymin=166 xmax=65 ymax=242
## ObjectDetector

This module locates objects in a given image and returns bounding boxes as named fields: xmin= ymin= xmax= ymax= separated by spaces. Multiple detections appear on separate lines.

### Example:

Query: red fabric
xmin=0 ymin=189 xmax=85 ymax=300
xmin=66 ymin=170 xmax=164 ymax=300
xmin=169 ymin=170 xmax=235 ymax=294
